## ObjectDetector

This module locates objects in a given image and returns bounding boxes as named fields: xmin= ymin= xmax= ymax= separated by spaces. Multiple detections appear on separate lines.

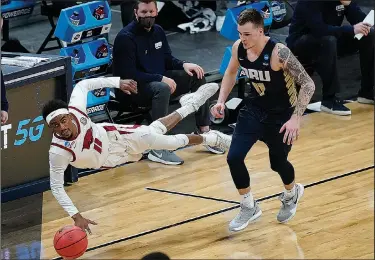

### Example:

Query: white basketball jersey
xmin=49 ymin=106 xmax=109 ymax=169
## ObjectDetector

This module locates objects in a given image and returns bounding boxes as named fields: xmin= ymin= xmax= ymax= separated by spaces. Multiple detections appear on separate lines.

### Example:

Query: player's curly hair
xmin=42 ymin=100 xmax=68 ymax=121
xmin=238 ymin=8 xmax=264 ymax=28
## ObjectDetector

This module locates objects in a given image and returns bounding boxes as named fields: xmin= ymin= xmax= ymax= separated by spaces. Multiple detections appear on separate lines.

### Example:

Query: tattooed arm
xmin=275 ymin=43 xmax=315 ymax=118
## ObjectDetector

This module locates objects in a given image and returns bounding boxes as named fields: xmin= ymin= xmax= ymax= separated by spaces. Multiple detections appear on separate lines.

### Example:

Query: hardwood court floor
xmin=80 ymin=169 xmax=375 ymax=259
xmin=40 ymin=102 xmax=374 ymax=259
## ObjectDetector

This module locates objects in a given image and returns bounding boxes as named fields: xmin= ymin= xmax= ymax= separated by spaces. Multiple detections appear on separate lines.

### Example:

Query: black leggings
xmin=227 ymin=103 xmax=295 ymax=189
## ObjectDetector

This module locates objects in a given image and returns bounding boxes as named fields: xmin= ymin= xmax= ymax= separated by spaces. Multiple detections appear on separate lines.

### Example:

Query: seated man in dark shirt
xmin=113 ymin=0 xmax=224 ymax=165
xmin=286 ymin=0 xmax=374 ymax=116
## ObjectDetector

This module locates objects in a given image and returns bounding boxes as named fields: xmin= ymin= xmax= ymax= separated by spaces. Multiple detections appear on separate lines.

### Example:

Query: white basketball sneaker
xmin=179 ymin=83 xmax=219 ymax=111
xmin=201 ymin=130 xmax=232 ymax=151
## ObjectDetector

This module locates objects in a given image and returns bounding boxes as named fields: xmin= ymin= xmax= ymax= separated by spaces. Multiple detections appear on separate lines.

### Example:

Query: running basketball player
xmin=211 ymin=9 xmax=315 ymax=231
xmin=43 ymin=77 xmax=231 ymax=233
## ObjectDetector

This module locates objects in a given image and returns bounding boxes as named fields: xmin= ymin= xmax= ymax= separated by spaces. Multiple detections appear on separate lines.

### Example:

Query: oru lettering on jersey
xmin=239 ymin=68 xmax=271 ymax=82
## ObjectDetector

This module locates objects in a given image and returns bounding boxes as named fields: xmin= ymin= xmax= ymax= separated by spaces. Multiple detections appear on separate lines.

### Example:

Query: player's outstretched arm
xmin=69 ymin=77 xmax=137 ymax=113
xmin=49 ymin=152 xmax=80 ymax=216
xmin=276 ymin=43 xmax=315 ymax=118
xmin=49 ymin=152 xmax=97 ymax=233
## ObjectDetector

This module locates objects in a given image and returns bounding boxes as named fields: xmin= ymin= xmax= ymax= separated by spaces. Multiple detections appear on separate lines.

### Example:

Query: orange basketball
xmin=54 ymin=225 xmax=88 ymax=259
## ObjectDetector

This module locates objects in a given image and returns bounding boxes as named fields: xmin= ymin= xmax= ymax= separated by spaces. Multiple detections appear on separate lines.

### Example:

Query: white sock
xmin=176 ymin=104 xmax=195 ymax=119
xmin=284 ymin=184 xmax=296 ymax=200
xmin=150 ymin=120 xmax=167 ymax=134
xmin=201 ymin=132 xmax=217 ymax=146
xmin=241 ymin=191 xmax=254 ymax=208
xmin=175 ymin=134 xmax=189 ymax=147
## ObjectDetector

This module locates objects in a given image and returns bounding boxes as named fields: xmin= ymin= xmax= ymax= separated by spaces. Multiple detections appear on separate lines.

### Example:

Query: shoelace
xmin=279 ymin=193 xmax=293 ymax=207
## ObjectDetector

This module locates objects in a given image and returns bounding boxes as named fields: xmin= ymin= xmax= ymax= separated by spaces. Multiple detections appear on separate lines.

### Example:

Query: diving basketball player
xmin=211 ymin=9 xmax=315 ymax=231
xmin=43 ymin=77 xmax=231 ymax=233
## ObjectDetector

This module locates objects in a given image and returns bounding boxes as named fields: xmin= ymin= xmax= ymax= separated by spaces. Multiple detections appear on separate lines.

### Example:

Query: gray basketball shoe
xmin=277 ymin=183 xmax=304 ymax=223
xmin=229 ymin=201 xmax=262 ymax=232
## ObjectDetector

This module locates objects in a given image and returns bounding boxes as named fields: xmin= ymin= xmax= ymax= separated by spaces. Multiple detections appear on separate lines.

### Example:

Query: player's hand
xmin=354 ymin=22 xmax=372 ymax=36
xmin=279 ymin=114 xmax=300 ymax=145
xmin=162 ymin=76 xmax=176 ymax=94
xmin=210 ymin=103 xmax=225 ymax=119
xmin=183 ymin=63 xmax=205 ymax=79
xmin=72 ymin=213 xmax=97 ymax=235
xmin=1 ymin=110 xmax=8 ymax=125
xmin=120 ymin=79 xmax=137 ymax=95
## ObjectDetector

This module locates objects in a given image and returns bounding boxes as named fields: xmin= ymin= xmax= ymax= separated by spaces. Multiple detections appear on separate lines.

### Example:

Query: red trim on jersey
xmin=101 ymin=166 xmax=113 ymax=169
xmin=94 ymin=138 xmax=102 ymax=147
xmin=122 ymin=125 xmax=141 ymax=129
xmin=51 ymin=143 xmax=76 ymax=162
xmin=117 ymin=125 xmax=141 ymax=135
xmin=53 ymin=113 xmax=81 ymax=141
xmin=103 ymin=125 xmax=117 ymax=132
xmin=118 ymin=130 xmax=132 ymax=135
xmin=94 ymin=144 xmax=102 ymax=153
xmin=68 ymin=106 xmax=89 ymax=118
xmin=103 ymin=125 xmax=141 ymax=135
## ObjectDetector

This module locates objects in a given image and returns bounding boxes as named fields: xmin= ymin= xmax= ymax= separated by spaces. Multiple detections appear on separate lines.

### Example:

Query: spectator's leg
xmin=337 ymin=30 xmax=374 ymax=104
xmin=315 ymin=36 xmax=340 ymax=102
xmin=147 ymin=82 xmax=172 ymax=121
xmin=115 ymin=81 xmax=171 ymax=120
xmin=292 ymin=34 xmax=351 ymax=116
xmin=357 ymin=30 xmax=374 ymax=103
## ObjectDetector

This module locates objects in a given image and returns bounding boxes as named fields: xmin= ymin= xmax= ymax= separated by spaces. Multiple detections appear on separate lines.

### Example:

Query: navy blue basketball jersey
xmin=237 ymin=38 xmax=297 ymax=114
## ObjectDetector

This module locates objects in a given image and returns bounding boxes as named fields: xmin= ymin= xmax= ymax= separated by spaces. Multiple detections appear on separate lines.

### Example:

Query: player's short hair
xmin=135 ymin=0 xmax=157 ymax=10
xmin=42 ymin=100 xmax=68 ymax=121
xmin=237 ymin=8 xmax=264 ymax=28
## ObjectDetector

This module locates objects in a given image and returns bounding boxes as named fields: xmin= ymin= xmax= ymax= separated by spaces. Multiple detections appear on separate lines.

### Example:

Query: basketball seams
xmin=55 ymin=229 xmax=87 ymax=250
xmin=56 ymin=237 xmax=88 ymax=258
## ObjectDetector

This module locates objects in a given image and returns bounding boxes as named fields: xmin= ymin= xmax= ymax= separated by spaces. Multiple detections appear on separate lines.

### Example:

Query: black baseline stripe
xmin=148 ymin=165 xmax=374 ymax=204
xmin=304 ymin=165 xmax=374 ymax=189
xmin=52 ymin=165 xmax=373 ymax=259
xmin=52 ymin=205 xmax=239 ymax=260
xmin=146 ymin=187 xmax=240 ymax=205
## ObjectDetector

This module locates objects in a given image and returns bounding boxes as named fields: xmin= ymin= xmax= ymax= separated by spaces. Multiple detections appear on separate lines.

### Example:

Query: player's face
xmin=49 ymin=114 xmax=75 ymax=139
xmin=238 ymin=22 xmax=263 ymax=49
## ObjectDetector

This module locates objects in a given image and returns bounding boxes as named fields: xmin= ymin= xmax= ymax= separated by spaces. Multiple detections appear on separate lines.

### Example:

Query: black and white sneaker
xmin=320 ymin=99 xmax=351 ymax=116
